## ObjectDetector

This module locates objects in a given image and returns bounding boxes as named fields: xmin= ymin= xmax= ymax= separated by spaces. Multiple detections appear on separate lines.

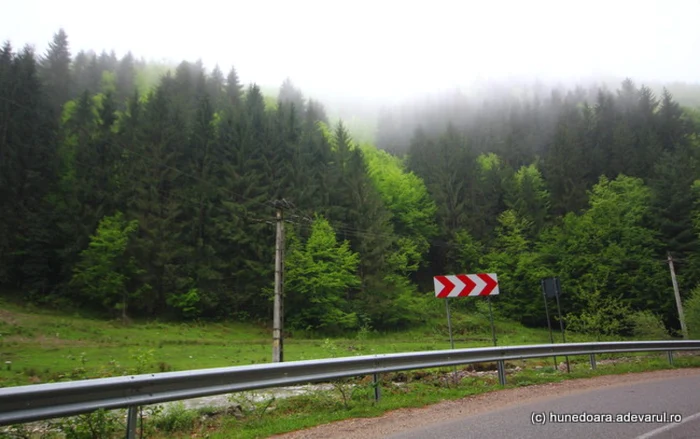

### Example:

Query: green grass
xmin=0 ymin=297 xmax=570 ymax=388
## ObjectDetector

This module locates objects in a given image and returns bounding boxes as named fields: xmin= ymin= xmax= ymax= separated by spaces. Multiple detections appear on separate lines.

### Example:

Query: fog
xmin=3 ymin=0 xmax=699 ymax=99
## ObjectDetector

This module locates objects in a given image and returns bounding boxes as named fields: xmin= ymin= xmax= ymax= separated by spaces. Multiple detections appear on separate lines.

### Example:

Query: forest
xmin=3 ymin=29 xmax=700 ymax=336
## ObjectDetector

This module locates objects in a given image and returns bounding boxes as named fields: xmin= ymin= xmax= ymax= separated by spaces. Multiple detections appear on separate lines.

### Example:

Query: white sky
xmin=2 ymin=0 xmax=700 ymax=102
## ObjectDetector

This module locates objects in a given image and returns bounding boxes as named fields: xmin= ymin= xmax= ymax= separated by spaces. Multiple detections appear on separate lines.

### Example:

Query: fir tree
xmin=40 ymin=28 xmax=72 ymax=110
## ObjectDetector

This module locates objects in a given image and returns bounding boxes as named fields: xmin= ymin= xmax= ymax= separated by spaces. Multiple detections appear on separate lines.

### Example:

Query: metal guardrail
xmin=1 ymin=340 xmax=699 ymax=437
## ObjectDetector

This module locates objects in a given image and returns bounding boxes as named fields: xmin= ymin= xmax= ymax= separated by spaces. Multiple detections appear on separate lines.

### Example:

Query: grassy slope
xmin=2 ymin=296 xmax=695 ymax=439
xmin=0 ymin=296 xmax=564 ymax=388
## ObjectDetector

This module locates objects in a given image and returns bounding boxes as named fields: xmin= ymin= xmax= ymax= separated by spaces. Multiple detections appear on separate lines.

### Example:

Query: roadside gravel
xmin=271 ymin=368 xmax=700 ymax=439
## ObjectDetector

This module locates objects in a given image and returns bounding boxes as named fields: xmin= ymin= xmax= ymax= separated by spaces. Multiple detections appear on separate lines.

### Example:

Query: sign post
xmin=487 ymin=296 xmax=497 ymax=347
xmin=486 ymin=294 xmax=505 ymax=384
xmin=445 ymin=298 xmax=455 ymax=350
xmin=541 ymin=279 xmax=557 ymax=370
xmin=434 ymin=273 xmax=502 ymax=383
xmin=542 ymin=277 xmax=569 ymax=373
xmin=553 ymin=277 xmax=570 ymax=373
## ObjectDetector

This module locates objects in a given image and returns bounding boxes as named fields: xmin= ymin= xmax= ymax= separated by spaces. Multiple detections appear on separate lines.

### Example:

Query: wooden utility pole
xmin=272 ymin=206 xmax=285 ymax=362
xmin=667 ymin=252 xmax=688 ymax=339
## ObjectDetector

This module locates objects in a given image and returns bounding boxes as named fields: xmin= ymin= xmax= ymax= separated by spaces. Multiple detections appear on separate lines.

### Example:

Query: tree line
xmin=393 ymin=78 xmax=700 ymax=333
xmin=2 ymin=29 xmax=700 ymax=336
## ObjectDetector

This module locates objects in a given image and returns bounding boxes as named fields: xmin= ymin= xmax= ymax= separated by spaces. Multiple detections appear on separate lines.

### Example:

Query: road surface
xmin=274 ymin=368 xmax=700 ymax=439
xmin=387 ymin=372 xmax=700 ymax=439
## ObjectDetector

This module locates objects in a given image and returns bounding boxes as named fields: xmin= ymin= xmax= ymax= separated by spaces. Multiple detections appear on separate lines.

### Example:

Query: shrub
xmin=629 ymin=310 xmax=670 ymax=340
xmin=685 ymin=286 xmax=700 ymax=339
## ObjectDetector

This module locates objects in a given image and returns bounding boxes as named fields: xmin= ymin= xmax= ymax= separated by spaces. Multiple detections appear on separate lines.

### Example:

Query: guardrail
xmin=2 ymin=340 xmax=699 ymax=437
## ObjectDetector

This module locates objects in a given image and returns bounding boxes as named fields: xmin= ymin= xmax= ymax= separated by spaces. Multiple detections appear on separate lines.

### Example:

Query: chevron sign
xmin=434 ymin=273 xmax=499 ymax=298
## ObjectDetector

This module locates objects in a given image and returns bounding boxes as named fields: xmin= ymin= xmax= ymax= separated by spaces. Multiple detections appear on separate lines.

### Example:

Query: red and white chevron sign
xmin=434 ymin=273 xmax=499 ymax=298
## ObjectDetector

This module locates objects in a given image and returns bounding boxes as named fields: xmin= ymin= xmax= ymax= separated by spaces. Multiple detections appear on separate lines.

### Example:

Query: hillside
xmin=2 ymin=29 xmax=700 ymax=340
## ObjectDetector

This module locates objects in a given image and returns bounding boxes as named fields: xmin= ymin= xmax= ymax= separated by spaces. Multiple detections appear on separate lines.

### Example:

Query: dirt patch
xmin=0 ymin=309 xmax=20 ymax=325
xmin=271 ymin=368 xmax=700 ymax=439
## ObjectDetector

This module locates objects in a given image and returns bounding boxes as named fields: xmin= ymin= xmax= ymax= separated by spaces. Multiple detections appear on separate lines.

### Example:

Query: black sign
xmin=542 ymin=277 xmax=561 ymax=298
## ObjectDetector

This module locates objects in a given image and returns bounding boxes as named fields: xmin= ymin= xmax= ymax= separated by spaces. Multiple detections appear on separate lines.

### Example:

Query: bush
xmin=152 ymin=403 xmax=197 ymax=433
xmin=685 ymin=286 xmax=700 ymax=339
xmin=52 ymin=409 xmax=122 ymax=439
xmin=629 ymin=310 xmax=670 ymax=340
xmin=565 ymin=289 xmax=631 ymax=340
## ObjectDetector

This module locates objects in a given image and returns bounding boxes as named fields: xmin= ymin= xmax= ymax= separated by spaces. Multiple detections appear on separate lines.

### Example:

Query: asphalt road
xmin=386 ymin=375 xmax=700 ymax=439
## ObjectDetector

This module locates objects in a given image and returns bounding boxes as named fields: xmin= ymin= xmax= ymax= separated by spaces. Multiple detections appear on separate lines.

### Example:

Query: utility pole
xmin=272 ymin=204 xmax=286 ymax=362
xmin=270 ymin=199 xmax=295 ymax=362
xmin=667 ymin=252 xmax=688 ymax=339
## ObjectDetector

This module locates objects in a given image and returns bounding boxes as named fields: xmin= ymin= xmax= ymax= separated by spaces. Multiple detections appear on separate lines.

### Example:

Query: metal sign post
xmin=445 ymin=298 xmax=455 ymax=350
xmin=553 ymin=278 xmax=570 ymax=373
xmin=445 ymin=298 xmax=457 ymax=381
xmin=541 ymin=279 xmax=557 ymax=370
xmin=487 ymin=296 xmax=506 ymax=385
xmin=487 ymin=296 xmax=497 ymax=347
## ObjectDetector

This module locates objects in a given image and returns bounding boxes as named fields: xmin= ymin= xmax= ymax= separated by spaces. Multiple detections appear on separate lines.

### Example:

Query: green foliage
xmin=477 ymin=152 xmax=501 ymax=172
xmin=539 ymin=175 xmax=669 ymax=322
xmin=362 ymin=145 xmax=438 ymax=265
xmin=134 ymin=62 xmax=173 ymax=93
xmin=52 ymin=409 xmax=122 ymax=439
xmin=629 ymin=310 xmax=670 ymax=340
xmin=152 ymin=403 xmax=198 ymax=433
xmin=285 ymin=217 xmax=361 ymax=332
xmin=482 ymin=210 xmax=548 ymax=325
xmin=505 ymin=164 xmax=550 ymax=234
xmin=565 ymin=289 xmax=632 ymax=340
xmin=70 ymin=212 xmax=142 ymax=317
xmin=100 ymin=70 xmax=116 ymax=93
xmin=685 ymin=286 xmax=700 ymax=339
xmin=447 ymin=229 xmax=484 ymax=273
xmin=166 ymin=288 xmax=202 ymax=320
xmin=130 ymin=348 xmax=155 ymax=374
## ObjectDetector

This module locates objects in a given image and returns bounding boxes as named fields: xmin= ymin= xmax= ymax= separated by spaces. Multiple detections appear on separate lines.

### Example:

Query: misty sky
xmin=3 ymin=0 xmax=700 ymax=101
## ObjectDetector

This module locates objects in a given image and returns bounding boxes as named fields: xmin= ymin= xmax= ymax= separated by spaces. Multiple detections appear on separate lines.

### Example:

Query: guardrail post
xmin=373 ymin=373 xmax=381 ymax=402
xmin=497 ymin=360 xmax=506 ymax=386
xmin=667 ymin=351 xmax=674 ymax=366
xmin=126 ymin=406 xmax=138 ymax=439
xmin=589 ymin=353 xmax=596 ymax=370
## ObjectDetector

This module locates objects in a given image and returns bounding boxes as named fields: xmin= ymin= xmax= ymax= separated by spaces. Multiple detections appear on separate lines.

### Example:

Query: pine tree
xmin=322 ymin=123 xmax=398 ymax=325
xmin=305 ymin=99 xmax=329 ymax=125
xmin=0 ymin=42 xmax=15 ymax=285
xmin=85 ymin=52 xmax=102 ymax=93
xmin=40 ymin=28 xmax=72 ymax=110
xmin=278 ymin=78 xmax=305 ymax=114
xmin=225 ymin=66 xmax=243 ymax=107
xmin=123 ymin=78 xmax=189 ymax=314
xmin=658 ymin=89 xmax=687 ymax=151
xmin=209 ymin=91 xmax=272 ymax=317
xmin=0 ymin=47 xmax=60 ymax=295
xmin=97 ymin=50 xmax=118 ymax=73
xmin=505 ymin=163 xmax=550 ymax=235
xmin=115 ymin=52 xmax=136 ymax=106
xmin=545 ymin=101 xmax=589 ymax=215
xmin=207 ymin=65 xmax=225 ymax=110
xmin=176 ymin=92 xmax=222 ymax=315
xmin=71 ymin=50 xmax=90 ymax=96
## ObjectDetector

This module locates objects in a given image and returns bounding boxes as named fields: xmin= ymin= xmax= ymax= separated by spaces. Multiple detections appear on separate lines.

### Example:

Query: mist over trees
xmin=3 ymin=29 xmax=700 ymax=335
xmin=380 ymin=79 xmax=700 ymax=330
